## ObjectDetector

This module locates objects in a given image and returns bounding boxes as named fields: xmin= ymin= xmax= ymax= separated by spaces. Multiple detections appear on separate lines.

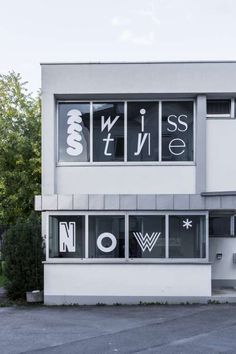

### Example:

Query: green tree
xmin=3 ymin=213 xmax=43 ymax=299
xmin=0 ymin=72 xmax=41 ymax=225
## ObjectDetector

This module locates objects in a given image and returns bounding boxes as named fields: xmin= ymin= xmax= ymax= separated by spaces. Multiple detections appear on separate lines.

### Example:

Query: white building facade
xmin=35 ymin=62 xmax=236 ymax=304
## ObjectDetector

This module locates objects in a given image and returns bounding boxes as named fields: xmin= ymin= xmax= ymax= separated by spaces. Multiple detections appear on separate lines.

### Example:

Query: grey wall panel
xmin=190 ymin=195 xmax=205 ymax=210
xmin=104 ymin=195 xmax=120 ymax=210
xmin=73 ymin=194 xmax=89 ymax=210
xmin=156 ymin=195 xmax=174 ymax=210
xmin=137 ymin=195 xmax=156 ymax=210
xmin=205 ymin=196 xmax=221 ymax=209
xmin=120 ymin=195 xmax=137 ymax=210
xmin=89 ymin=195 xmax=104 ymax=210
xmin=173 ymin=195 xmax=190 ymax=210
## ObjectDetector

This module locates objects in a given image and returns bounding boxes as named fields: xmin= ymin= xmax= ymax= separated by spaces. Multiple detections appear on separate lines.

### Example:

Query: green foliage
xmin=0 ymin=72 xmax=41 ymax=224
xmin=3 ymin=213 xmax=43 ymax=299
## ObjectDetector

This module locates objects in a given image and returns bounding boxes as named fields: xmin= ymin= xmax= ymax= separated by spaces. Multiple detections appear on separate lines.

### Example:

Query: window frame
xmin=56 ymin=99 xmax=196 ymax=166
xmin=206 ymin=98 xmax=235 ymax=119
xmin=45 ymin=210 xmax=208 ymax=264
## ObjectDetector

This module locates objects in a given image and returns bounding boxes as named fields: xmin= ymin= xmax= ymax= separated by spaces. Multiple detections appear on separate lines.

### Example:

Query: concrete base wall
xmin=44 ymin=263 xmax=211 ymax=305
xmin=209 ymin=237 xmax=236 ymax=281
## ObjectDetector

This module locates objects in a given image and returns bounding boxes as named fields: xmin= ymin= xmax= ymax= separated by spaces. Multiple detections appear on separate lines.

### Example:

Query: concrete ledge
xmin=35 ymin=193 xmax=236 ymax=211
xmin=44 ymin=295 xmax=211 ymax=305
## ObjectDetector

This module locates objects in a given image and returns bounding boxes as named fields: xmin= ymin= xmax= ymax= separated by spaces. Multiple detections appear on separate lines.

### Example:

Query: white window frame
xmin=45 ymin=210 xmax=209 ymax=264
xmin=206 ymin=98 xmax=235 ymax=119
xmin=56 ymin=99 xmax=195 ymax=166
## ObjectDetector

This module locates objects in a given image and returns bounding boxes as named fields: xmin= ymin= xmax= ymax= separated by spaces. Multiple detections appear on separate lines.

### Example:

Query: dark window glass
xmin=129 ymin=215 xmax=165 ymax=258
xmin=93 ymin=103 xmax=124 ymax=161
xmin=209 ymin=215 xmax=231 ymax=237
xmin=162 ymin=101 xmax=193 ymax=161
xmin=127 ymin=102 xmax=159 ymax=161
xmin=58 ymin=103 xmax=90 ymax=162
xmin=49 ymin=216 xmax=85 ymax=258
xmin=89 ymin=215 xmax=125 ymax=258
xmin=169 ymin=215 xmax=206 ymax=258
xmin=207 ymin=100 xmax=231 ymax=115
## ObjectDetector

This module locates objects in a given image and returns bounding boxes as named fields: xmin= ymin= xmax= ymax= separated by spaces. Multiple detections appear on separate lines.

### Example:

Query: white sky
xmin=0 ymin=0 xmax=236 ymax=93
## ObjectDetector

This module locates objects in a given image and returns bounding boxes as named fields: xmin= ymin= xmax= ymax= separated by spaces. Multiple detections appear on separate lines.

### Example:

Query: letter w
xmin=101 ymin=116 xmax=120 ymax=132
xmin=133 ymin=232 xmax=161 ymax=252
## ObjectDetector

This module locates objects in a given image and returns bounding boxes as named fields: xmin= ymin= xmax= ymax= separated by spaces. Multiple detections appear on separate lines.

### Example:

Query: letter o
xmin=97 ymin=233 xmax=117 ymax=253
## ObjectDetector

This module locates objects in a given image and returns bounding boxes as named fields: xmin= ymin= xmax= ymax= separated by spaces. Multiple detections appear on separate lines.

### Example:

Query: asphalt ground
xmin=1 ymin=304 xmax=236 ymax=354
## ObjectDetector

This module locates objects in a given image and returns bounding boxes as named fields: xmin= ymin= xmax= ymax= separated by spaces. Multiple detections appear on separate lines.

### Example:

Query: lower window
xmin=49 ymin=213 xmax=207 ymax=260
xmin=169 ymin=215 xmax=206 ymax=258
xmin=129 ymin=215 xmax=165 ymax=258
xmin=89 ymin=215 xmax=125 ymax=258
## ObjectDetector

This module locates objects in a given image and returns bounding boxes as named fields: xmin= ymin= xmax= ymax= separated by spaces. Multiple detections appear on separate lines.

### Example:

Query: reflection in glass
xmin=169 ymin=215 xmax=205 ymax=258
xmin=89 ymin=215 xmax=125 ymax=258
xmin=129 ymin=215 xmax=165 ymax=258
xmin=93 ymin=103 xmax=124 ymax=162
xmin=127 ymin=102 xmax=159 ymax=161
xmin=58 ymin=103 xmax=90 ymax=162
xmin=162 ymin=101 xmax=193 ymax=161
xmin=49 ymin=216 xmax=85 ymax=258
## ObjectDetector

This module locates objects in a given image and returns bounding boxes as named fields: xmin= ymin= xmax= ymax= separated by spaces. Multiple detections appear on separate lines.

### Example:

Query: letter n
xmin=59 ymin=222 xmax=76 ymax=252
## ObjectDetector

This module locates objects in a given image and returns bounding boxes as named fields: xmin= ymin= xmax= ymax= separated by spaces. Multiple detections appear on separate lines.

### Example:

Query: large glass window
xmin=49 ymin=213 xmax=207 ymax=261
xmin=89 ymin=215 xmax=125 ymax=258
xmin=58 ymin=103 xmax=90 ymax=162
xmin=58 ymin=100 xmax=194 ymax=164
xmin=162 ymin=101 xmax=193 ymax=161
xmin=127 ymin=102 xmax=159 ymax=161
xmin=129 ymin=215 xmax=165 ymax=258
xmin=49 ymin=215 xmax=85 ymax=258
xmin=93 ymin=103 xmax=124 ymax=162
xmin=169 ymin=215 xmax=206 ymax=258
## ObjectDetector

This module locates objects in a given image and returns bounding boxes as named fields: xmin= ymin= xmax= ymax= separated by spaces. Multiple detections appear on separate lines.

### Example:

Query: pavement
xmin=1 ymin=304 xmax=236 ymax=354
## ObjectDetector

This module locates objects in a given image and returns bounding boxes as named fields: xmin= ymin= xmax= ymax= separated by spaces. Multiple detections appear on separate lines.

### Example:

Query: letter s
xmin=167 ymin=115 xmax=178 ymax=132
xmin=178 ymin=115 xmax=188 ymax=132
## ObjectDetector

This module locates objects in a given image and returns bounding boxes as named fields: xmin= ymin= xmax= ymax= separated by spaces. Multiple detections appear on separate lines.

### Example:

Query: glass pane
xmin=49 ymin=216 xmax=85 ymax=258
xmin=209 ymin=216 xmax=231 ymax=236
xmin=169 ymin=215 xmax=206 ymax=258
xmin=162 ymin=101 xmax=193 ymax=161
xmin=89 ymin=215 xmax=125 ymax=258
xmin=58 ymin=103 xmax=90 ymax=162
xmin=127 ymin=102 xmax=159 ymax=161
xmin=93 ymin=102 xmax=124 ymax=161
xmin=207 ymin=100 xmax=231 ymax=115
xmin=129 ymin=215 xmax=165 ymax=258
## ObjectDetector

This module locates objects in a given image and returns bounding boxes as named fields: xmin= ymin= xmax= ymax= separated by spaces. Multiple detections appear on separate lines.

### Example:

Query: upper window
xmin=162 ymin=101 xmax=194 ymax=161
xmin=58 ymin=100 xmax=194 ymax=164
xmin=207 ymin=99 xmax=234 ymax=118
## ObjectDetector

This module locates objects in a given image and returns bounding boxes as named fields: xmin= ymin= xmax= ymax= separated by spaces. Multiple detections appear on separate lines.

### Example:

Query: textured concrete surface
xmin=1 ymin=304 xmax=236 ymax=353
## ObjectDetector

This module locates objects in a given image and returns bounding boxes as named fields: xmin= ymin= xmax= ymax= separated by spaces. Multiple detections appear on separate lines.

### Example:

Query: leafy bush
xmin=3 ymin=213 xmax=43 ymax=299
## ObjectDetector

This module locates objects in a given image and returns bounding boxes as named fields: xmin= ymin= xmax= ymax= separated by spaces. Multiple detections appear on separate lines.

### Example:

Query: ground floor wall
xmin=210 ymin=237 xmax=236 ymax=287
xmin=44 ymin=263 xmax=211 ymax=305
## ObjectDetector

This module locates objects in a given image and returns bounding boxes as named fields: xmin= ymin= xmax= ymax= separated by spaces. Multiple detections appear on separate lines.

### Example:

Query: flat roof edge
xmin=40 ymin=60 xmax=236 ymax=66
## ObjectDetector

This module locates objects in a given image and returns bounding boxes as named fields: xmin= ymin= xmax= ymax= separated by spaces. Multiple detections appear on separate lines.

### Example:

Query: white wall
xmin=206 ymin=119 xmax=236 ymax=192
xmin=56 ymin=166 xmax=195 ymax=194
xmin=210 ymin=238 xmax=236 ymax=280
xmin=44 ymin=263 xmax=211 ymax=304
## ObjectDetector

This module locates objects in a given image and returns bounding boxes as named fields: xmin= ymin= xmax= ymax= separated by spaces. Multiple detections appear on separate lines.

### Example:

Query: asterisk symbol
xmin=183 ymin=219 xmax=192 ymax=230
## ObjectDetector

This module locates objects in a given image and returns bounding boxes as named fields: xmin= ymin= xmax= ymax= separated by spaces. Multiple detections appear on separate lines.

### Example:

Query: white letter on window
xmin=59 ymin=222 xmax=76 ymax=252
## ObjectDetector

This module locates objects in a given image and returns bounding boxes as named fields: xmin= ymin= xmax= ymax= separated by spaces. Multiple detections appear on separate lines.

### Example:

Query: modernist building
xmin=35 ymin=61 xmax=236 ymax=304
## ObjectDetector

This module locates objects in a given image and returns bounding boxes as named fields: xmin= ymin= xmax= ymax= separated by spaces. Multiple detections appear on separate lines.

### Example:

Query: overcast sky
xmin=1 ymin=0 xmax=236 ymax=92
